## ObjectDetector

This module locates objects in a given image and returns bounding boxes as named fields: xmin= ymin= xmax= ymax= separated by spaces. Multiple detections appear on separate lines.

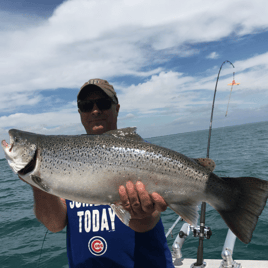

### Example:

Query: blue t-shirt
xmin=66 ymin=200 xmax=174 ymax=268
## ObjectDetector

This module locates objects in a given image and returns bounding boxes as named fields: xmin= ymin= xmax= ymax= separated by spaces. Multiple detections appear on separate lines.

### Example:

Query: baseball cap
xmin=77 ymin=78 xmax=118 ymax=104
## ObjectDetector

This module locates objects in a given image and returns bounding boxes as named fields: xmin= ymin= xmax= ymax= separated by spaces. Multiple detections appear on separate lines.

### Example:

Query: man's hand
xmin=118 ymin=181 xmax=167 ymax=232
xmin=119 ymin=181 xmax=167 ymax=220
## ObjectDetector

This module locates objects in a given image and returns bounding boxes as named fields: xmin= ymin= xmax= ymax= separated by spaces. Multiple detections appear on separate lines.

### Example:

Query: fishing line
xmin=37 ymin=228 xmax=49 ymax=268
xmin=210 ymin=126 xmax=224 ymax=170
xmin=225 ymin=72 xmax=235 ymax=117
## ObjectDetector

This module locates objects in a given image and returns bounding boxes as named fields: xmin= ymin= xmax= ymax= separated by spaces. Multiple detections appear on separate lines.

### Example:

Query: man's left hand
xmin=118 ymin=181 xmax=168 ymax=220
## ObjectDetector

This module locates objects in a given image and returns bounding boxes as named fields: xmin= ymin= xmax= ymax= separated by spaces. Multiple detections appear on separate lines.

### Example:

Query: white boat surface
xmin=173 ymin=258 xmax=268 ymax=268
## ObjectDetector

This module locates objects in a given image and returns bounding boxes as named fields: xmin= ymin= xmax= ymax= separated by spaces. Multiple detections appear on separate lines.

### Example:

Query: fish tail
xmin=216 ymin=176 xmax=268 ymax=244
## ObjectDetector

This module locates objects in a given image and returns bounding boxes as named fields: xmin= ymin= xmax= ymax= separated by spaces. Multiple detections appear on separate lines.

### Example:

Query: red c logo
xmin=88 ymin=236 xmax=107 ymax=256
xmin=92 ymin=240 xmax=104 ymax=253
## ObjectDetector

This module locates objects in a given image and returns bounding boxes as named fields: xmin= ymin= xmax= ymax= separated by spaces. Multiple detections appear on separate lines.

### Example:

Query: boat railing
xmin=166 ymin=218 xmax=242 ymax=268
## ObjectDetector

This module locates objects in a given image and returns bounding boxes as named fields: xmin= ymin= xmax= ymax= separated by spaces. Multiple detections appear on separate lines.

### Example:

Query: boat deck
xmin=173 ymin=258 xmax=268 ymax=267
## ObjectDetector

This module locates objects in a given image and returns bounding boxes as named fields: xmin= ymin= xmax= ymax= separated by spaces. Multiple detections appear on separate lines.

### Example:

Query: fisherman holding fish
xmin=3 ymin=79 xmax=268 ymax=267
xmin=28 ymin=79 xmax=174 ymax=267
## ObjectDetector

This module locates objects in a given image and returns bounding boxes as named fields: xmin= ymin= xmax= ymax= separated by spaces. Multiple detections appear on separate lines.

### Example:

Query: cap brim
xmin=77 ymin=84 xmax=118 ymax=103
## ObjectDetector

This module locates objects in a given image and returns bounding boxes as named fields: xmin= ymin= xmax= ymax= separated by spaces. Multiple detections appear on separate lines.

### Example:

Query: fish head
xmin=1 ymin=129 xmax=38 ymax=174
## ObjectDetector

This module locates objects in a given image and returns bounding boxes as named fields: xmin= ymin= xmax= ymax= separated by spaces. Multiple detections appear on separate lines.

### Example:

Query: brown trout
xmin=1 ymin=127 xmax=268 ymax=244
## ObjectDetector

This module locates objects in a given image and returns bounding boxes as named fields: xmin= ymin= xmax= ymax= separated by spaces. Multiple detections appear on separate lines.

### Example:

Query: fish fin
xmin=215 ymin=175 xmax=268 ymax=244
xmin=193 ymin=158 xmax=216 ymax=172
xmin=110 ymin=203 xmax=131 ymax=226
xmin=104 ymin=127 xmax=144 ymax=141
xmin=169 ymin=203 xmax=199 ymax=226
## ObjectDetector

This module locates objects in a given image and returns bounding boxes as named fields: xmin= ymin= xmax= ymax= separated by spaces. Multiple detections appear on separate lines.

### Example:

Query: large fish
xmin=1 ymin=127 xmax=268 ymax=244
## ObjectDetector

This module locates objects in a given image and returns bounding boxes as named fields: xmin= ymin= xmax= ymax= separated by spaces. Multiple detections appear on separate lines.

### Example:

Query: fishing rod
xmin=194 ymin=60 xmax=235 ymax=268
xmin=207 ymin=60 xmax=235 ymax=159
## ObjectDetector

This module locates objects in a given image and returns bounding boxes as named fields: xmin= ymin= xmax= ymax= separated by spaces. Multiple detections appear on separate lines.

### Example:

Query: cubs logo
xmin=88 ymin=236 xmax=107 ymax=256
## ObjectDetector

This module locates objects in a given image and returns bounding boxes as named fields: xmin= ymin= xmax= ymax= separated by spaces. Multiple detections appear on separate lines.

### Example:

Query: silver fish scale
xmin=39 ymin=136 xmax=97 ymax=177
xmin=38 ymin=134 xmax=209 ymax=178
xmin=105 ymin=137 xmax=209 ymax=179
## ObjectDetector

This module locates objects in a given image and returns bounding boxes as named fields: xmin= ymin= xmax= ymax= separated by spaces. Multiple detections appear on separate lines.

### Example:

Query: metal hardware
xmin=190 ymin=261 xmax=207 ymax=268
xmin=165 ymin=216 xmax=182 ymax=238
xmin=171 ymin=223 xmax=191 ymax=259
xmin=220 ymin=249 xmax=241 ymax=268
xmin=190 ymin=226 xmax=212 ymax=239
xmin=191 ymin=222 xmax=212 ymax=268
xmin=219 ymin=229 xmax=241 ymax=268
xmin=195 ymin=202 xmax=207 ymax=267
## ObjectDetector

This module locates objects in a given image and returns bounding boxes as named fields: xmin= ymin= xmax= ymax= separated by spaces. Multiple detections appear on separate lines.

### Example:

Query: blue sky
xmin=1 ymin=0 xmax=268 ymax=159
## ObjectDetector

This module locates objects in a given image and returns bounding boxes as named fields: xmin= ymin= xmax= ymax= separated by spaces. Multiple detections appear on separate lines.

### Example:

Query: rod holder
xmin=219 ymin=229 xmax=241 ymax=268
xmin=171 ymin=223 xmax=190 ymax=259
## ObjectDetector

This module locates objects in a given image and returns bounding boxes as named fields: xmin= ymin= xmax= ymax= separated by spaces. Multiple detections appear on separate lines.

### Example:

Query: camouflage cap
xmin=77 ymin=78 xmax=118 ymax=104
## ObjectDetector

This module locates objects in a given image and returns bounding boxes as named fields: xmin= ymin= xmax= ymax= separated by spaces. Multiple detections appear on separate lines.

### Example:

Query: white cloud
xmin=119 ymin=113 xmax=135 ymax=120
xmin=116 ymin=50 xmax=268 ymax=115
xmin=117 ymin=71 xmax=196 ymax=114
xmin=0 ymin=110 xmax=80 ymax=131
xmin=1 ymin=50 xmax=266 ymax=128
xmin=207 ymin=52 xmax=219 ymax=59
xmin=1 ymin=0 xmax=268 ymax=99
xmin=0 ymin=93 xmax=42 ymax=113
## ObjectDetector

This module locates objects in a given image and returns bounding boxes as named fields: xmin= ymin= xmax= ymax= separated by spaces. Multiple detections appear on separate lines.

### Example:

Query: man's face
xmin=78 ymin=89 xmax=120 ymax=135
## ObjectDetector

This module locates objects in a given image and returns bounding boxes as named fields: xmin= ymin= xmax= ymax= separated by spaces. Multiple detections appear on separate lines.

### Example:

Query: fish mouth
xmin=18 ymin=149 xmax=38 ymax=176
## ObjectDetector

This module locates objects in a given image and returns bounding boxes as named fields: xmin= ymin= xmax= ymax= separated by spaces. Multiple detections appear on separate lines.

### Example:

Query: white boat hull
xmin=173 ymin=258 xmax=268 ymax=268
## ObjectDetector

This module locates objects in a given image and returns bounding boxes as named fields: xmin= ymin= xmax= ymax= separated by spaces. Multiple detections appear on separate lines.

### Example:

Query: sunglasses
xmin=78 ymin=98 xmax=114 ymax=112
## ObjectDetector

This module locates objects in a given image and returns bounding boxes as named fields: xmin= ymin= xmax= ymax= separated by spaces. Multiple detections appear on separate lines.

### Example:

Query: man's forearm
xmin=33 ymin=187 xmax=67 ymax=232
xmin=128 ymin=211 xmax=161 ymax=233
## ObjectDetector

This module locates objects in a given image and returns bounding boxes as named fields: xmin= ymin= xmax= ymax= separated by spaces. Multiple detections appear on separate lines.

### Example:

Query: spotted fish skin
xmin=31 ymin=132 xmax=210 ymax=207
xmin=1 ymin=127 xmax=268 ymax=244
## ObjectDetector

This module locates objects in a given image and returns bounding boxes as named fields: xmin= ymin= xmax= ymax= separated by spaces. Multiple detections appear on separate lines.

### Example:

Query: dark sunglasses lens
xmin=79 ymin=99 xmax=112 ymax=112
xmin=78 ymin=101 xmax=94 ymax=112
xmin=96 ymin=99 xmax=112 ymax=110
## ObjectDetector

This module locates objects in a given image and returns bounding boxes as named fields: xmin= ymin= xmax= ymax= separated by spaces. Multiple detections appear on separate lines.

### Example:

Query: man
xmin=31 ymin=78 xmax=174 ymax=267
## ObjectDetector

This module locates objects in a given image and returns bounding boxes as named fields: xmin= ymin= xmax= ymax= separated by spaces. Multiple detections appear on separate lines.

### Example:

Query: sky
xmin=0 ymin=0 xmax=268 ymax=159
